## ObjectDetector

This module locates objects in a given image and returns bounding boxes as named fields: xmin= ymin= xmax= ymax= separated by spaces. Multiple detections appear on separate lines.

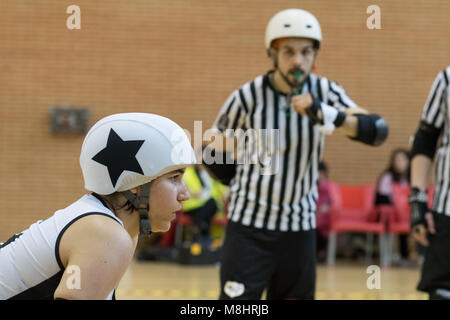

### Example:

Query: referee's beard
xmin=273 ymin=67 xmax=310 ymax=94
xmin=282 ymin=67 xmax=307 ymax=90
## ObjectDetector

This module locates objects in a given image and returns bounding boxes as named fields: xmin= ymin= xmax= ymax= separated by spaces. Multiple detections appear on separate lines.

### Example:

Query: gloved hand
xmin=409 ymin=187 xmax=428 ymax=229
xmin=291 ymin=93 xmax=346 ymax=134
xmin=409 ymin=187 xmax=435 ymax=246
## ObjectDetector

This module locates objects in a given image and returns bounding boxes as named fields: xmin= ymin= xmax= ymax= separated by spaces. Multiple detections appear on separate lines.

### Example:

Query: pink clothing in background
xmin=377 ymin=172 xmax=409 ymax=198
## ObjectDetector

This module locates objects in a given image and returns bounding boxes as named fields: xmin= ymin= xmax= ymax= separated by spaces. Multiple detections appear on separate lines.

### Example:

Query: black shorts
xmin=418 ymin=213 xmax=450 ymax=293
xmin=219 ymin=221 xmax=316 ymax=300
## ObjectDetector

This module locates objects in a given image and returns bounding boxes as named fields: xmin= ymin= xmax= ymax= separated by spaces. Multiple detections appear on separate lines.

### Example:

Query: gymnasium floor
xmin=115 ymin=259 xmax=428 ymax=300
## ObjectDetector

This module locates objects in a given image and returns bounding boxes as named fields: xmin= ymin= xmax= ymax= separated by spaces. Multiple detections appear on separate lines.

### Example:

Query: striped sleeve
xmin=212 ymin=90 xmax=246 ymax=137
xmin=421 ymin=68 xmax=449 ymax=130
xmin=325 ymin=80 xmax=357 ymax=110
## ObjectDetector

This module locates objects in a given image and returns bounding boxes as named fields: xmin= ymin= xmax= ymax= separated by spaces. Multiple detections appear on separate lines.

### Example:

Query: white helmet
xmin=80 ymin=113 xmax=196 ymax=236
xmin=80 ymin=113 xmax=196 ymax=195
xmin=265 ymin=9 xmax=322 ymax=53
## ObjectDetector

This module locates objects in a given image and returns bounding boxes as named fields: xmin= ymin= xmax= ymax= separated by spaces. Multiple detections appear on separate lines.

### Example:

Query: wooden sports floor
xmin=115 ymin=260 xmax=428 ymax=300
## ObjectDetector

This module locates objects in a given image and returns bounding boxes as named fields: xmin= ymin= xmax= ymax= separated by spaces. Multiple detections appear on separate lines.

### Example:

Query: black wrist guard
xmin=350 ymin=114 xmax=388 ymax=146
xmin=305 ymin=94 xmax=323 ymax=125
xmin=409 ymin=187 xmax=429 ymax=228
xmin=304 ymin=95 xmax=347 ymax=128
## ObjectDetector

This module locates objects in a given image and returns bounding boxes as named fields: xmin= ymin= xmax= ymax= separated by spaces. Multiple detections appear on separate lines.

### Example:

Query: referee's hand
xmin=291 ymin=93 xmax=313 ymax=115
xmin=412 ymin=212 xmax=436 ymax=246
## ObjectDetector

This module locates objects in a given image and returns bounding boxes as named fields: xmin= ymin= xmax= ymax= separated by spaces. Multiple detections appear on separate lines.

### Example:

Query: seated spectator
xmin=375 ymin=148 xmax=412 ymax=265
xmin=375 ymin=148 xmax=410 ymax=205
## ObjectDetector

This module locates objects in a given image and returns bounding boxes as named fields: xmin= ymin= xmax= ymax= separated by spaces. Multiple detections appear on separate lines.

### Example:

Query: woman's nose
xmin=178 ymin=182 xmax=190 ymax=202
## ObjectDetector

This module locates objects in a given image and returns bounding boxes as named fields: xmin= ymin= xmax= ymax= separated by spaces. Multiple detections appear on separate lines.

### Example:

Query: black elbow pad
xmin=350 ymin=114 xmax=388 ymax=146
xmin=410 ymin=121 xmax=441 ymax=160
xmin=201 ymin=148 xmax=236 ymax=186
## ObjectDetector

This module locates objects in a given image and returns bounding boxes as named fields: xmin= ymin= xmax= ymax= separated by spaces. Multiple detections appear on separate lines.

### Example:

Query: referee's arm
xmin=408 ymin=68 xmax=448 ymax=245
xmin=410 ymin=67 xmax=447 ymax=192
xmin=337 ymin=106 xmax=369 ymax=138
xmin=410 ymin=155 xmax=433 ymax=192
xmin=201 ymin=89 xmax=246 ymax=185
xmin=200 ymin=133 xmax=238 ymax=186
xmin=292 ymin=93 xmax=388 ymax=146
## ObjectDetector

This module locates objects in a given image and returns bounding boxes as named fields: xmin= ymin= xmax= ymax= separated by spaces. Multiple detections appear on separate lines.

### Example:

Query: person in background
xmin=375 ymin=149 xmax=410 ymax=204
xmin=204 ymin=8 xmax=388 ymax=300
xmin=409 ymin=67 xmax=450 ymax=299
xmin=375 ymin=148 xmax=411 ymax=264
xmin=182 ymin=165 xmax=227 ymax=247
xmin=316 ymin=162 xmax=331 ymax=263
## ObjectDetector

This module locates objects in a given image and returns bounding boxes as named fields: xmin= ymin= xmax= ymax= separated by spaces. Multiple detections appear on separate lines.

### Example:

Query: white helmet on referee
xmin=265 ymin=8 xmax=322 ymax=56
xmin=80 ymin=113 xmax=196 ymax=235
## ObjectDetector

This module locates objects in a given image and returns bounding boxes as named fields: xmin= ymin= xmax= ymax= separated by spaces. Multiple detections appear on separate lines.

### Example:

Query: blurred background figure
xmin=182 ymin=165 xmax=227 ymax=247
xmin=374 ymin=148 xmax=421 ymax=267
xmin=375 ymin=148 xmax=410 ymax=205
xmin=316 ymin=161 xmax=331 ymax=263
xmin=409 ymin=67 xmax=450 ymax=300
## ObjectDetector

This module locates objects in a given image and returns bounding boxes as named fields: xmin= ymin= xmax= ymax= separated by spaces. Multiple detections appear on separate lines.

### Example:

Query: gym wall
xmin=0 ymin=0 xmax=449 ymax=239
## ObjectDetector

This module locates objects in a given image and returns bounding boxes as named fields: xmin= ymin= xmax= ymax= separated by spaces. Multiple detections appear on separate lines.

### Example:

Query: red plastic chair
xmin=389 ymin=184 xmax=436 ymax=234
xmin=428 ymin=186 xmax=435 ymax=209
xmin=379 ymin=184 xmax=436 ymax=267
xmin=159 ymin=219 xmax=178 ymax=247
xmin=389 ymin=184 xmax=411 ymax=234
xmin=327 ymin=183 xmax=387 ymax=266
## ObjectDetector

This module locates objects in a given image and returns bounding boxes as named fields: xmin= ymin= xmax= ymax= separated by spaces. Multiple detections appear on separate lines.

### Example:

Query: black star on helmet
xmin=92 ymin=128 xmax=145 ymax=187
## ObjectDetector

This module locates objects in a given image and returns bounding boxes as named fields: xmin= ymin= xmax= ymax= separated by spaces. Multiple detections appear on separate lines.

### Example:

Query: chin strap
xmin=122 ymin=182 xmax=152 ymax=237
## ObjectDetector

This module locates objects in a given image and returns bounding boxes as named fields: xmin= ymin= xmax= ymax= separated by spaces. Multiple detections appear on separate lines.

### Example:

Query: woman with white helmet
xmin=0 ymin=113 xmax=196 ymax=300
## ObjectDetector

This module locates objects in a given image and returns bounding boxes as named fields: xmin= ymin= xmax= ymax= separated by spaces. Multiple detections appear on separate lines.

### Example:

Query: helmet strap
xmin=122 ymin=182 xmax=152 ymax=237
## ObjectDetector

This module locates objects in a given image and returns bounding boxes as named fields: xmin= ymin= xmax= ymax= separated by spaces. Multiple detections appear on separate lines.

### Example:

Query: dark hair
xmin=319 ymin=161 xmax=328 ymax=178
xmin=94 ymin=192 xmax=135 ymax=215
xmin=377 ymin=148 xmax=411 ymax=187
xmin=319 ymin=161 xmax=328 ymax=172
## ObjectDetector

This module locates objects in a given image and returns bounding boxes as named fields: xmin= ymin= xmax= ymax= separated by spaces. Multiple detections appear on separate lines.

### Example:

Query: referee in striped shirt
xmin=409 ymin=66 xmax=450 ymax=300
xmin=203 ymin=9 xmax=388 ymax=300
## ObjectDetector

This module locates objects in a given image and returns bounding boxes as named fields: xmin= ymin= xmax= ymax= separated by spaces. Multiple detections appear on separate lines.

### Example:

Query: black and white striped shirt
xmin=422 ymin=67 xmax=450 ymax=216
xmin=211 ymin=70 xmax=356 ymax=231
